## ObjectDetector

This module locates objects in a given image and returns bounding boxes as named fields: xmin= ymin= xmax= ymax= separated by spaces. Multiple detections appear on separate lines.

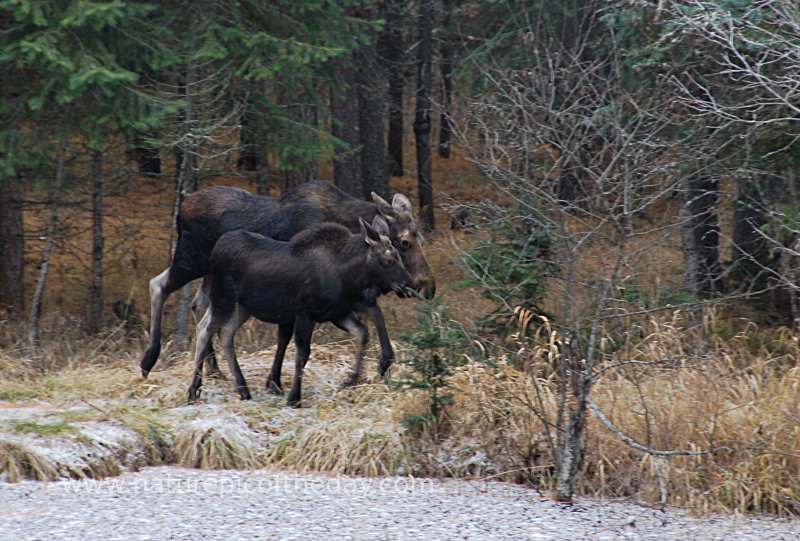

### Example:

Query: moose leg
xmin=334 ymin=313 xmax=369 ymax=388
xmin=266 ymin=320 xmax=294 ymax=395
xmin=188 ymin=307 xmax=221 ymax=403
xmin=287 ymin=317 xmax=315 ymax=408
xmin=363 ymin=302 xmax=394 ymax=377
xmin=217 ymin=304 xmax=252 ymax=400
xmin=191 ymin=277 xmax=224 ymax=379
xmin=141 ymin=267 xmax=195 ymax=378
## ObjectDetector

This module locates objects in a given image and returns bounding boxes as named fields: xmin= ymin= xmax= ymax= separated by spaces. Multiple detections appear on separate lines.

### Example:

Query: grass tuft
xmin=0 ymin=440 xmax=58 ymax=482
xmin=265 ymin=398 xmax=410 ymax=477
xmin=170 ymin=413 xmax=262 ymax=470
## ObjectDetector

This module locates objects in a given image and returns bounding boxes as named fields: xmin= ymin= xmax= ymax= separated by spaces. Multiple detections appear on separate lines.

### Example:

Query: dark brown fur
xmin=189 ymin=218 xmax=413 ymax=406
xmin=140 ymin=181 xmax=435 ymax=381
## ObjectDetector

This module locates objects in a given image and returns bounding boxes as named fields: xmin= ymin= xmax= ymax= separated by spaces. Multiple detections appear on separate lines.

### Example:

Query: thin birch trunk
xmin=29 ymin=139 xmax=67 ymax=349
xmin=173 ymin=33 xmax=200 ymax=353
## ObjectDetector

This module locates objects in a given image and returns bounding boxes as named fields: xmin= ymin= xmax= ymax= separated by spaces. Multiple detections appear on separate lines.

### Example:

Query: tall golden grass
xmin=1 ymin=308 xmax=798 ymax=516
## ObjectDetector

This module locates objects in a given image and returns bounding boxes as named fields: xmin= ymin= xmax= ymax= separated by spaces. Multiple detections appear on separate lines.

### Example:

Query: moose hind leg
xmin=141 ymin=267 xmax=194 ymax=377
xmin=335 ymin=313 xmax=368 ymax=388
xmin=287 ymin=317 xmax=314 ymax=408
xmin=188 ymin=307 xmax=220 ymax=403
xmin=192 ymin=278 xmax=224 ymax=379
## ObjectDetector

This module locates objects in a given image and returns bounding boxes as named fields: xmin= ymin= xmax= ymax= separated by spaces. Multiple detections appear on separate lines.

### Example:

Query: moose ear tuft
xmin=372 ymin=192 xmax=397 ymax=221
xmin=372 ymin=215 xmax=391 ymax=237
xmin=392 ymin=193 xmax=413 ymax=215
xmin=360 ymin=216 xmax=380 ymax=245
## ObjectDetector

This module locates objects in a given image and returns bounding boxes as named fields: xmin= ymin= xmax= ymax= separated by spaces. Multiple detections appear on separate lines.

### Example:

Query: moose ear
xmin=372 ymin=215 xmax=391 ymax=237
xmin=359 ymin=217 xmax=381 ymax=246
xmin=392 ymin=193 xmax=413 ymax=215
xmin=371 ymin=192 xmax=397 ymax=222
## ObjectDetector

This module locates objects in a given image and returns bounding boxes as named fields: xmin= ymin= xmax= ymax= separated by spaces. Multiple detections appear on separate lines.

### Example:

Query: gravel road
xmin=0 ymin=467 xmax=797 ymax=540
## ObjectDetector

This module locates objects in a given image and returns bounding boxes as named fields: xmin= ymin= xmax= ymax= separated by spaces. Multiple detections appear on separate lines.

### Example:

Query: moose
xmin=139 ymin=180 xmax=435 ymax=385
xmin=189 ymin=217 xmax=414 ymax=406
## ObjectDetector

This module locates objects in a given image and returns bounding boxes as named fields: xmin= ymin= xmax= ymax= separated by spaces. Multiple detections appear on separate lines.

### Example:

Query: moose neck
xmin=335 ymin=238 xmax=375 ymax=294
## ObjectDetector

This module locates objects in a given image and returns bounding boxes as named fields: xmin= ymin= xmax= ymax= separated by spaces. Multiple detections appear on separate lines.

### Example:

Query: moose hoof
xmin=238 ymin=388 xmax=252 ymax=401
xmin=266 ymin=381 xmax=284 ymax=396
xmin=287 ymin=392 xmax=301 ymax=408
xmin=340 ymin=373 xmax=360 ymax=389
xmin=187 ymin=388 xmax=201 ymax=404
xmin=378 ymin=357 xmax=393 ymax=377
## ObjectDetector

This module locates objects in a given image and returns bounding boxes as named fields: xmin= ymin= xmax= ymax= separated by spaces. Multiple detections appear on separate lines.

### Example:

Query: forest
xmin=1 ymin=0 xmax=799 ymax=515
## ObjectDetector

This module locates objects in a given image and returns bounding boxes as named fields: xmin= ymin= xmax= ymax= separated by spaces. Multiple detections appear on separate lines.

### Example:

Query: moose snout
xmin=413 ymin=274 xmax=436 ymax=300
xmin=392 ymin=274 xmax=416 ymax=298
xmin=394 ymin=282 xmax=414 ymax=298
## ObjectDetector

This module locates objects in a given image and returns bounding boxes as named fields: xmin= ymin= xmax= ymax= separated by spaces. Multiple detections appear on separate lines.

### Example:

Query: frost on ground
xmin=0 ymin=405 xmax=154 ymax=481
xmin=0 ymin=466 xmax=798 ymax=541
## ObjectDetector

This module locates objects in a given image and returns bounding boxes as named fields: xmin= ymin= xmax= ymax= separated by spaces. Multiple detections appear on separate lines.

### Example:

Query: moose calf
xmin=189 ymin=216 xmax=413 ymax=407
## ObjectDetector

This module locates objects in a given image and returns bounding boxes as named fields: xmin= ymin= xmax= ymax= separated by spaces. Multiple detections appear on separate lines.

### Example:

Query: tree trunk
xmin=87 ymin=147 xmax=104 ymax=334
xmin=278 ymin=89 xmax=318 ymax=193
xmin=438 ymin=0 xmax=454 ymax=159
xmin=331 ymin=59 xmax=363 ymax=198
xmin=382 ymin=0 xmax=406 ymax=177
xmin=357 ymin=36 xmax=390 ymax=199
xmin=29 ymin=139 xmax=67 ymax=349
xmin=414 ymin=0 xmax=435 ymax=231
xmin=553 ymin=337 xmax=588 ymax=502
xmin=134 ymin=145 xmax=161 ymax=176
xmin=680 ymin=176 xmax=723 ymax=303
xmin=729 ymin=175 xmax=770 ymax=292
xmin=172 ymin=50 xmax=200 ymax=353
xmin=554 ymin=401 xmax=588 ymax=501
xmin=172 ymin=148 xmax=197 ymax=353
xmin=0 ymin=175 xmax=25 ymax=315
xmin=239 ymin=79 xmax=271 ymax=195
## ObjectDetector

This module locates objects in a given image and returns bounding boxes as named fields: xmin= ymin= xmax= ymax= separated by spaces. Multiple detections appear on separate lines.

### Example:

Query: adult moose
xmin=140 ymin=181 xmax=435 ymax=382
xmin=189 ymin=217 xmax=414 ymax=406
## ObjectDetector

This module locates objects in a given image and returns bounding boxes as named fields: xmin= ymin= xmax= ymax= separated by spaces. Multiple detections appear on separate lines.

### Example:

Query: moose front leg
xmin=363 ymin=302 xmax=394 ymax=377
xmin=266 ymin=320 xmax=294 ymax=395
xmin=334 ymin=313 xmax=368 ymax=388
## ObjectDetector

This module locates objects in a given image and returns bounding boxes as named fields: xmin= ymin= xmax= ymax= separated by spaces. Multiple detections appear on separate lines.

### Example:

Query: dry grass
xmin=583 ymin=318 xmax=800 ymax=516
xmin=170 ymin=413 xmax=263 ymax=470
xmin=265 ymin=396 xmax=410 ymax=477
xmin=0 ymin=440 xmax=58 ymax=482
xmin=1 ymin=309 xmax=799 ymax=515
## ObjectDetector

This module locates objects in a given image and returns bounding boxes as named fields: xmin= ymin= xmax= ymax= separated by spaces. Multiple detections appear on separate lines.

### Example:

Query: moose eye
xmin=381 ymin=250 xmax=396 ymax=266
xmin=399 ymin=239 xmax=411 ymax=251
